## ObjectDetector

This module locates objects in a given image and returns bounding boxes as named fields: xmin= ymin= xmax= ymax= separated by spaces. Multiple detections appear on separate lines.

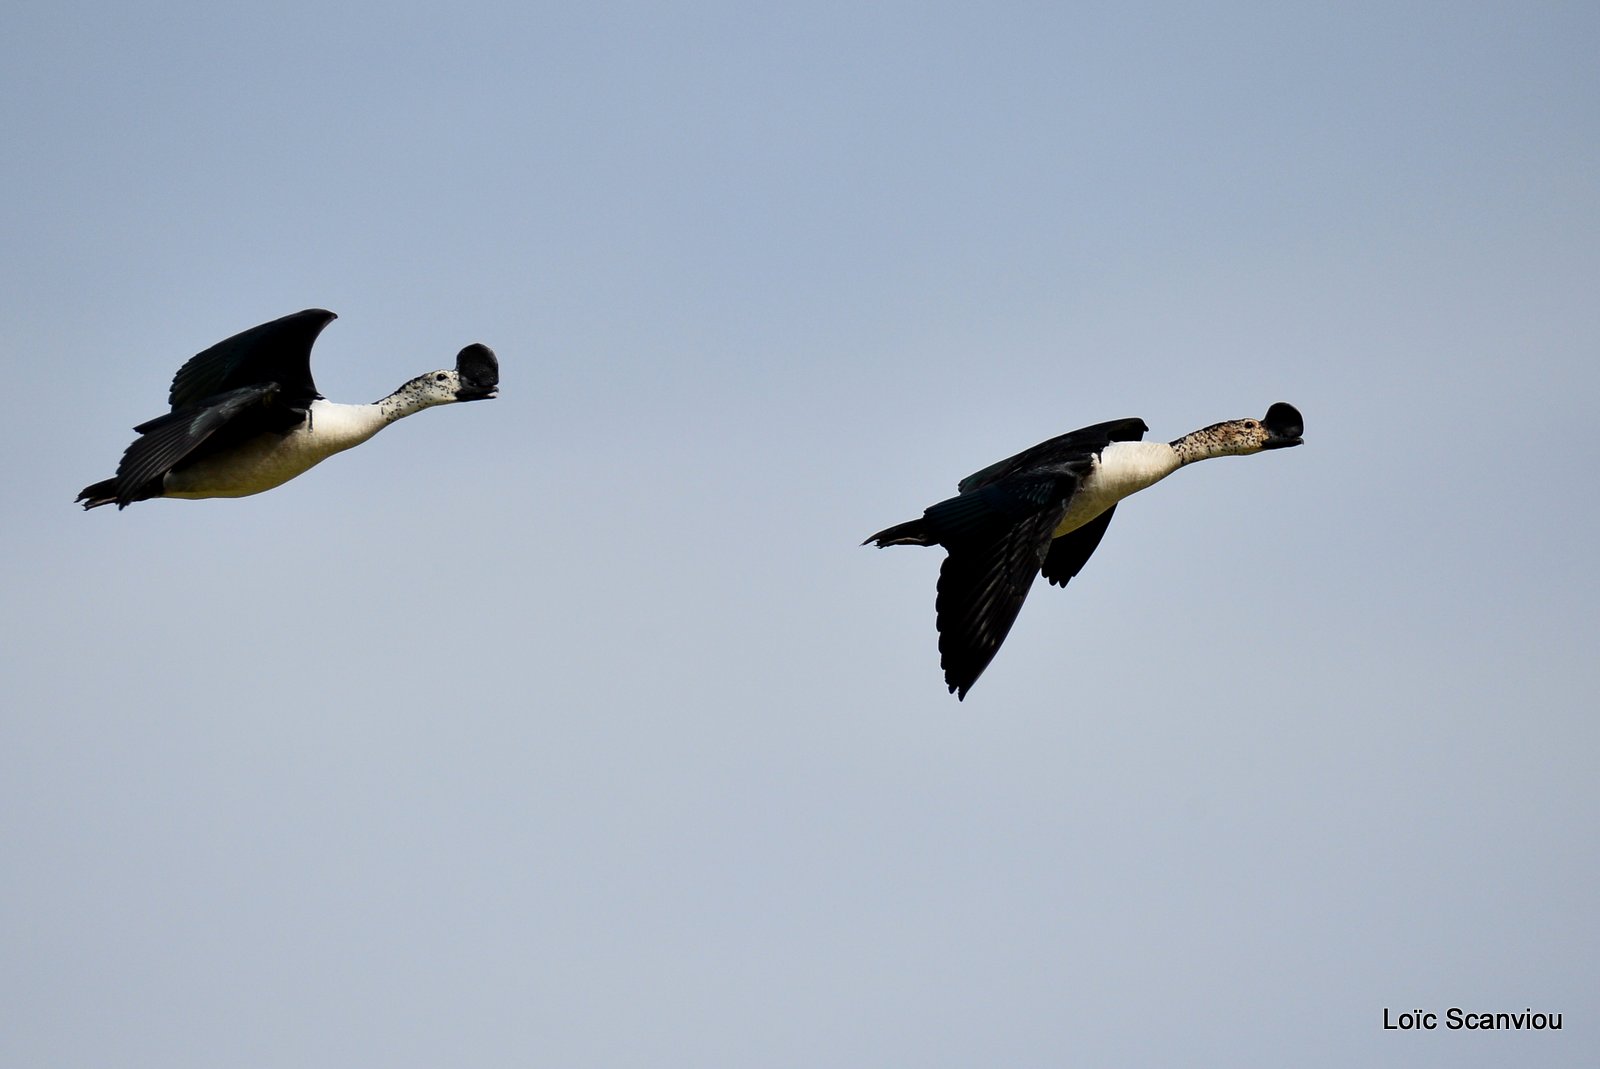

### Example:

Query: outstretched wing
xmin=1040 ymin=504 xmax=1118 ymax=587
xmin=919 ymin=474 xmax=1079 ymax=699
xmin=166 ymin=309 xmax=336 ymax=412
xmin=934 ymin=503 xmax=1067 ymax=699
xmin=109 ymin=384 xmax=285 ymax=506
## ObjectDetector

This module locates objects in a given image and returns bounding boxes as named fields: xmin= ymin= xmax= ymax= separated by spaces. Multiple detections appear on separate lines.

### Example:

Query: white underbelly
xmin=163 ymin=426 xmax=354 ymax=498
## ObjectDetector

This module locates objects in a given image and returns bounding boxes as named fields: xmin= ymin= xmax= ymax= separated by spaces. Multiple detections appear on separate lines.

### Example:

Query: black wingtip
xmin=945 ymin=665 xmax=980 ymax=700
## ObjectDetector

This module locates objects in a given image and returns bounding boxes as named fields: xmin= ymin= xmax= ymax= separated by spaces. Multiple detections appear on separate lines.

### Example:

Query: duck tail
xmin=862 ymin=516 xmax=933 ymax=547
xmin=76 ymin=479 xmax=120 ymax=510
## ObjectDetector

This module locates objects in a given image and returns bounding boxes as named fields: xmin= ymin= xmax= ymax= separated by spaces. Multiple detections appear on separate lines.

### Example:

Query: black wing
xmin=1040 ymin=504 xmax=1118 ymax=588
xmin=166 ymin=309 xmax=336 ymax=412
xmin=958 ymin=417 xmax=1147 ymax=493
xmin=919 ymin=474 xmax=1080 ymax=699
xmin=107 ymin=384 xmax=287 ymax=506
xmin=935 ymin=502 xmax=1068 ymax=699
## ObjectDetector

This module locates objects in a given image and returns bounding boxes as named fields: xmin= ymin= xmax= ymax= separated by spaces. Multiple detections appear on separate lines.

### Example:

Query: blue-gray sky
xmin=3 ymin=2 xmax=1596 ymax=1066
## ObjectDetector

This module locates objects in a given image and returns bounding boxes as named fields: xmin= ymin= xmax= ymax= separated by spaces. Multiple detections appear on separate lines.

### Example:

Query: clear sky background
xmin=2 ymin=2 xmax=1595 ymax=1066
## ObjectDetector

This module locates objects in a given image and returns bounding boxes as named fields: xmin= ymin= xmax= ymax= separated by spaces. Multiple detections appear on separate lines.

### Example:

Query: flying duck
xmin=864 ymin=402 xmax=1304 ymax=699
xmin=77 ymin=309 xmax=499 ymax=509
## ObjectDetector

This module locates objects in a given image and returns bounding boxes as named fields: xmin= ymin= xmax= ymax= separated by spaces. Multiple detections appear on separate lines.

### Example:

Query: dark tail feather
xmin=76 ymin=479 xmax=120 ymax=510
xmin=863 ymin=516 xmax=934 ymax=547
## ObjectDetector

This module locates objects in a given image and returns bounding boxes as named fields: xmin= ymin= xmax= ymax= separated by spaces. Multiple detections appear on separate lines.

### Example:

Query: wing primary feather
xmin=166 ymin=309 xmax=335 ymax=412
xmin=1040 ymin=504 xmax=1118 ymax=588
xmin=934 ymin=506 xmax=1064 ymax=698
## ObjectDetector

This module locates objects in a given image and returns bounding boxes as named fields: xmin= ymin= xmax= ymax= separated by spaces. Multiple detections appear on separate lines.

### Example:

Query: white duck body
xmin=78 ymin=310 xmax=499 ymax=509
xmin=162 ymin=375 xmax=469 ymax=498
xmin=161 ymin=400 xmax=385 ymax=498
